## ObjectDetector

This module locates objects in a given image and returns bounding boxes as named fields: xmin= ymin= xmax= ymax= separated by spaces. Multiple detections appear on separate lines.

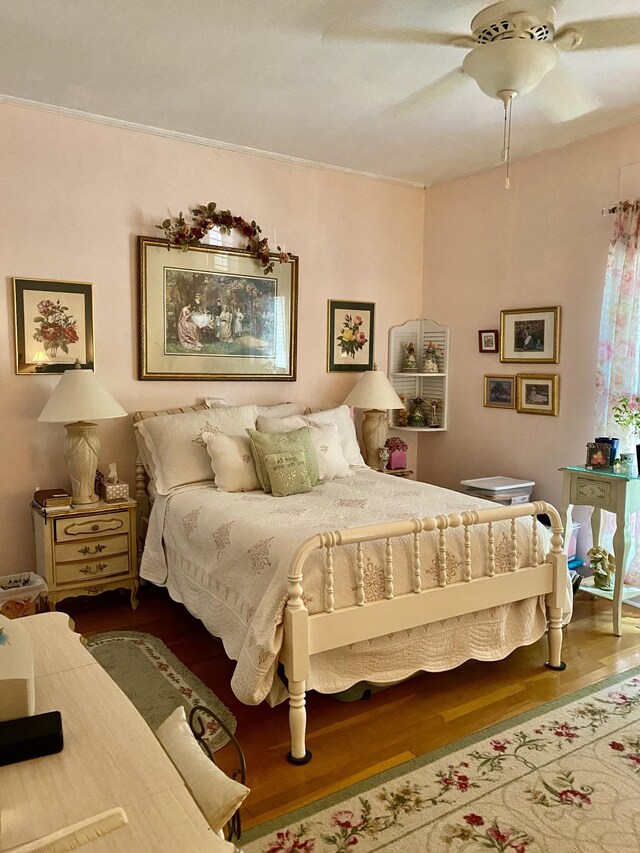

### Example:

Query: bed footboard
xmin=280 ymin=500 xmax=566 ymax=764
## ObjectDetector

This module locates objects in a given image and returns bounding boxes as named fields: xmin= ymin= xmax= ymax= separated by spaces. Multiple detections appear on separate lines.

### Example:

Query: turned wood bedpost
xmin=540 ymin=502 xmax=567 ymax=672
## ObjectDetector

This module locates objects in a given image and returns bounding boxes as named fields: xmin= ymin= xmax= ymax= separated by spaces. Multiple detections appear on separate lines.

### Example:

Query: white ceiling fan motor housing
xmin=470 ymin=0 xmax=556 ymax=43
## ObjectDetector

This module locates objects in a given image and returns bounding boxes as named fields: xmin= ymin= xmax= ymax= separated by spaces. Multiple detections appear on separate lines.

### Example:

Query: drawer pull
xmin=91 ymin=524 xmax=100 ymax=531
xmin=79 ymin=563 xmax=107 ymax=575
xmin=79 ymin=544 xmax=107 ymax=556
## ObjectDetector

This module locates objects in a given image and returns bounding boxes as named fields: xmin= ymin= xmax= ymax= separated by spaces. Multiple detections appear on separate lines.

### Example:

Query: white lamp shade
xmin=462 ymin=40 xmax=558 ymax=100
xmin=342 ymin=370 xmax=404 ymax=411
xmin=38 ymin=368 xmax=127 ymax=423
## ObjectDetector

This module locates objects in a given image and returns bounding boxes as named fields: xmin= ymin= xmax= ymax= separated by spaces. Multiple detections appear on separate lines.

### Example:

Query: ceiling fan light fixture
xmin=462 ymin=39 xmax=558 ymax=100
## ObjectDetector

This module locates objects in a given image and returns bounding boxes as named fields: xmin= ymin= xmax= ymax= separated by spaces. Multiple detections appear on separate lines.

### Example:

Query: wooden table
xmin=0 ymin=613 xmax=232 ymax=851
xmin=559 ymin=465 xmax=640 ymax=636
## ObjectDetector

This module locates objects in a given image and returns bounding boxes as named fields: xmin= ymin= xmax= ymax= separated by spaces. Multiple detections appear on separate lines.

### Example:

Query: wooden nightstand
xmin=32 ymin=499 xmax=139 ymax=610
xmin=385 ymin=469 xmax=414 ymax=478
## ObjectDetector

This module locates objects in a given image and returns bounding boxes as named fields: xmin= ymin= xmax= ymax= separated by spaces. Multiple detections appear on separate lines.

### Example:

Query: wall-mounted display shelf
xmin=388 ymin=319 xmax=450 ymax=432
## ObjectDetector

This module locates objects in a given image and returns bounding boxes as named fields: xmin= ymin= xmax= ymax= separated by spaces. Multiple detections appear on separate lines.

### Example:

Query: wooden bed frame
xmin=135 ymin=444 xmax=566 ymax=765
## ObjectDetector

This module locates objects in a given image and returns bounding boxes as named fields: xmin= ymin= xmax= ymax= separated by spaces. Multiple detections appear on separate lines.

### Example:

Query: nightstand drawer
xmin=55 ymin=553 xmax=130 ymax=585
xmin=571 ymin=476 xmax=614 ymax=510
xmin=55 ymin=534 xmax=129 ymax=564
xmin=55 ymin=511 xmax=130 ymax=543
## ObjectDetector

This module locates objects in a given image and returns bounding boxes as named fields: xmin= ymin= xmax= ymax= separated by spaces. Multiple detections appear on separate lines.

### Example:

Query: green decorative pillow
xmin=264 ymin=450 xmax=313 ymax=498
xmin=247 ymin=426 xmax=320 ymax=493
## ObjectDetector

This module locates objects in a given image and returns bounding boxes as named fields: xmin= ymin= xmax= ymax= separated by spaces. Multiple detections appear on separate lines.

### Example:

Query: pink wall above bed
xmin=0 ymin=102 xmax=425 ymax=569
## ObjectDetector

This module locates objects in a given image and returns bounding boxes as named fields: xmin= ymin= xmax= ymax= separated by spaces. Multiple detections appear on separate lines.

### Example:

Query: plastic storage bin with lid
xmin=0 ymin=573 xmax=48 ymax=619
xmin=460 ymin=476 xmax=535 ymax=506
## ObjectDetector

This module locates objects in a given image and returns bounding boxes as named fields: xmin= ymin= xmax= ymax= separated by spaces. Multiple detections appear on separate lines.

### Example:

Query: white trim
xmin=0 ymin=94 xmax=427 ymax=189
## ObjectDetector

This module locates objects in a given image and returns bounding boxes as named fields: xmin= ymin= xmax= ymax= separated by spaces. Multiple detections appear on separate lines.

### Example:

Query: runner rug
xmin=242 ymin=668 xmax=640 ymax=852
xmin=85 ymin=630 xmax=236 ymax=751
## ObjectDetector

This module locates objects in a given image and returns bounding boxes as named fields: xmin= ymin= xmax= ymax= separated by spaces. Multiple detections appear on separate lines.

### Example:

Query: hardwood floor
xmin=59 ymin=586 xmax=640 ymax=830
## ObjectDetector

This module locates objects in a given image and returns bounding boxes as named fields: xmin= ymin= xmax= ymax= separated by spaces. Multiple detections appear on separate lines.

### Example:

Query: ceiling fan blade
xmin=557 ymin=17 xmax=640 ymax=51
xmin=385 ymin=67 xmax=467 ymax=117
xmin=533 ymin=63 xmax=601 ymax=122
xmin=323 ymin=22 xmax=473 ymax=48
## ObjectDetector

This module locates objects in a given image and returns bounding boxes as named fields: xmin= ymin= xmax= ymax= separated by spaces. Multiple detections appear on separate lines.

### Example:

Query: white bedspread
xmin=140 ymin=470 xmax=570 ymax=705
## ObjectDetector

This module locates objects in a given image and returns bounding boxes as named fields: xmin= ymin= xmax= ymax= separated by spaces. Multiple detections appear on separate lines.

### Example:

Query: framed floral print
xmin=327 ymin=300 xmax=375 ymax=372
xmin=516 ymin=373 xmax=559 ymax=416
xmin=483 ymin=375 xmax=515 ymax=409
xmin=478 ymin=329 xmax=499 ymax=353
xmin=138 ymin=237 xmax=298 ymax=380
xmin=13 ymin=278 xmax=94 ymax=375
xmin=500 ymin=306 xmax=560 ymax=363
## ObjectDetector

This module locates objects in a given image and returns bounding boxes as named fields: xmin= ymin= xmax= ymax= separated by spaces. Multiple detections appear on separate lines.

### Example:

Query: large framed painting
xmin=13 ymin=278 xmax=94 ymax=375
xmin=327 ymin=300 xmax=375 ymax=372
xmin=516 ymin=373 xmax=559 ymax=416
xmin=499 ymin=306 xmax=561 ymax=364
xmin=138 ymin=237 xmax=298 ymax=381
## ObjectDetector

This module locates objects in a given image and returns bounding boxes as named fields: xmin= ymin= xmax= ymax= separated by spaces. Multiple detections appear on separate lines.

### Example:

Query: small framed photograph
xmin=500 ymin=306 xmax=560 ymax=363
xmin=138 ymin=237 xmax=298 ymax=381
xmin=484 ymin=375 xmax=516 ymax=409
xmin=13 ymin=278 xmax=94 ymax=375
xmin=327 ymin=300 xmax=375 ymax=372
xmin=586 ymin=442 xmax=611 ymax=469
xmin=516 ymin=374 xmax=559 ymax=416
xmin=478 ymin=329 xmax=499 ymax=353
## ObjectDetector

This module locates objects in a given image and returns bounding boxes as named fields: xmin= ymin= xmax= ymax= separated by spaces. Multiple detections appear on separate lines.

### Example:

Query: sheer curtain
xmin=594 ymin=200 xmax=640 ymax=585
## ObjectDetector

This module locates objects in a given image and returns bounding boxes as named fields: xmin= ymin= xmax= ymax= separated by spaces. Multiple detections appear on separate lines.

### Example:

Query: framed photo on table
xmin=138 ymin=237 xmax=298 ymax=380
xmin=327 ymin=300 xmax=375 ymax=372
xmin=500 ymin=306 xmax=560 ymax=363
xmin=484 ymin=375 xmax=515 ymax=409
xmin=516 ymin=373 xmax=559 ymax=416
xmin=13 ymin=278 xmax=94 ymax=375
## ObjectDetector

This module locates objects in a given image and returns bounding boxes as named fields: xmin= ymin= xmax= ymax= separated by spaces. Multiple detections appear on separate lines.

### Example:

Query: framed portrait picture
xmin=516 ymin=373 xmax=559 ymax=416
xmin=327 ymin=300 xmax=375 ymax=372
xmin=483 ymin=375 xmax=516 ymax=409
xmin=586 ymin=442 xmax=611 ymax=469
xmin=138 ymin=237 xmax=298 ymax=381
xmin=478 ymin=329 xmax=499 ymax=353
xmin=13 ymin=278 xmax=94 ymax=375
xmin=500 ymin=306 xmax=560 ymax=363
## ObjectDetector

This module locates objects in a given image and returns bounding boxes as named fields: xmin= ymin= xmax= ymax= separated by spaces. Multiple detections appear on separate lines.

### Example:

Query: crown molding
xmin=0 ymin=94 xmax=427 ymax=190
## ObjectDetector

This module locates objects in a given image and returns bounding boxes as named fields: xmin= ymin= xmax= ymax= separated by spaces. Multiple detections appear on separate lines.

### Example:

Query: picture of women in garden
xmin=164 ymin=268 xmax=278 ymax=358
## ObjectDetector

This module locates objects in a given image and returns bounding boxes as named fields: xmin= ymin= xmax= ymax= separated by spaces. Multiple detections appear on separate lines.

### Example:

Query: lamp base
xmin=361 ymin=409 xmax=388 ymax=469
xmin=64 ymin=421 xmax=100 ymax=504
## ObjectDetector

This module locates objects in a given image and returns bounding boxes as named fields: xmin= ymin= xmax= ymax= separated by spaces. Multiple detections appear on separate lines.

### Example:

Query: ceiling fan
xmin=326 ymin=0 xmax=640 ymax=121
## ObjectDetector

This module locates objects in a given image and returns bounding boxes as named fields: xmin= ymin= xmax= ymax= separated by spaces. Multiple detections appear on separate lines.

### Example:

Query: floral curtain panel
xmin=594 ymin=199 xmax=640 ymax=585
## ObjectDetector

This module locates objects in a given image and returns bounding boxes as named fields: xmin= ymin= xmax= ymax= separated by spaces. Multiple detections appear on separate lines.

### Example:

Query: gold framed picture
xmin=484 ymin=375 xmax=516 ymax=409
xmin=138 ymin=237 xmax=298 ymax=381
xmin=516 ymin=374 xmax=559 ymax=416
xmin=500 ymin=306 xmax=560 ymax=363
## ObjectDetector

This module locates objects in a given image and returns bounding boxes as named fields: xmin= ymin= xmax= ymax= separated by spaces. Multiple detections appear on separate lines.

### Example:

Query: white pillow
xmin=136 ymin=405 xmax=258 ymax=494
xmin=156 ymin=706 xmax=250 ymax=834
xmin=305 ymin=406 xmax=366 ymax=467
xmin=255 ymin=417 xmax=352 ymax=481
xmin=201 ymin=432 xmax=261 ymax=493
xmin=256 ymin=402 xmax=307 ymax=418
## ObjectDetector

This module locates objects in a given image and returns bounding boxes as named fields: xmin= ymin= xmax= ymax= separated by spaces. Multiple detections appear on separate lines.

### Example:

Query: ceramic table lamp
xmin=342 ymin=366 xmax=404 ymax=468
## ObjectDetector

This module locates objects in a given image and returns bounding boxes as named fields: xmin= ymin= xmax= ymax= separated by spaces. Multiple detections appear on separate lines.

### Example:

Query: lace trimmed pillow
xmin=201 ymin=432 xmax=261 ymax=493
xmin=255 ymin=416 xmax=351 ymax=481
xmin=246 ymin=426 xmax=320 ymax=493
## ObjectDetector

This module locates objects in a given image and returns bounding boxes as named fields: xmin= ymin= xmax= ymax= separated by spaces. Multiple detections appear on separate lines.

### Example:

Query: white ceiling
xmin=1 ymin=0 xmax=640 ymax=185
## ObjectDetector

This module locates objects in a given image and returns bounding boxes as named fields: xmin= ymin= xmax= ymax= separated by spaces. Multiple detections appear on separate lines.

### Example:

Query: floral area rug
xmin=85 ymin=630 xmax=236 ymax=751
xmin=241 ymin=668 xmax=640 ymax=852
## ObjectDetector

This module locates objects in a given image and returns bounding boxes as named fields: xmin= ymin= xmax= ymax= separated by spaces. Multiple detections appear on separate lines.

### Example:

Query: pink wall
xmin=421 ymin=121 xmax=640 ymax=510
xmin=0 ymin=102 xmax=425 ymax=569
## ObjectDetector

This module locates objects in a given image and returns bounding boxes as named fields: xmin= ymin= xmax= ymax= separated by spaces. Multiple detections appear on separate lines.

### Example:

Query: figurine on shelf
xmin=423 ymin=341 xmax=441 ymax=373
xmin=426 ymin=399 xmax=440 ymax=428
xmin=402 ymin=342 xmax=418 ymax=372
xmin=408 ymin=396 xmax=426 ymax=427
xmin=396 ymin=394 xmax=409 ymax=427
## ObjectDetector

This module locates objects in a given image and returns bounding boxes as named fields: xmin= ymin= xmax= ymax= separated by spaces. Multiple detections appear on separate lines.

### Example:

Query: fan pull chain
xmin=500 ymin=90 xmax=516 ymax=190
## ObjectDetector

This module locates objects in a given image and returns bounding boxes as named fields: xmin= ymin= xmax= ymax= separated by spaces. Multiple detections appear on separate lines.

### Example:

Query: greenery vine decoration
xmin=157 ymin=202 xmax=289 ymax=275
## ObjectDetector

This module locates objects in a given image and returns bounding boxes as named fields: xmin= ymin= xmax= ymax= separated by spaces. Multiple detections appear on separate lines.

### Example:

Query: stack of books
xmin=33 ymin=489 xmax=72 ymax=514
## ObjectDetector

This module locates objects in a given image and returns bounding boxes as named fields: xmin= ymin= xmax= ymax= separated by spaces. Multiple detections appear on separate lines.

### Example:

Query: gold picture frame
xmin=13 ymin=278 xmax=94 ymax=375
xmin=483 ymin=375 xmax=515 ymax=409
xmin=138 ymin=237 xmax=298 ymax=381
xmin=500 ymin=306 xmax=560 ymax=364
xmin=516 ymin=373 xmax=559 ymax=416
